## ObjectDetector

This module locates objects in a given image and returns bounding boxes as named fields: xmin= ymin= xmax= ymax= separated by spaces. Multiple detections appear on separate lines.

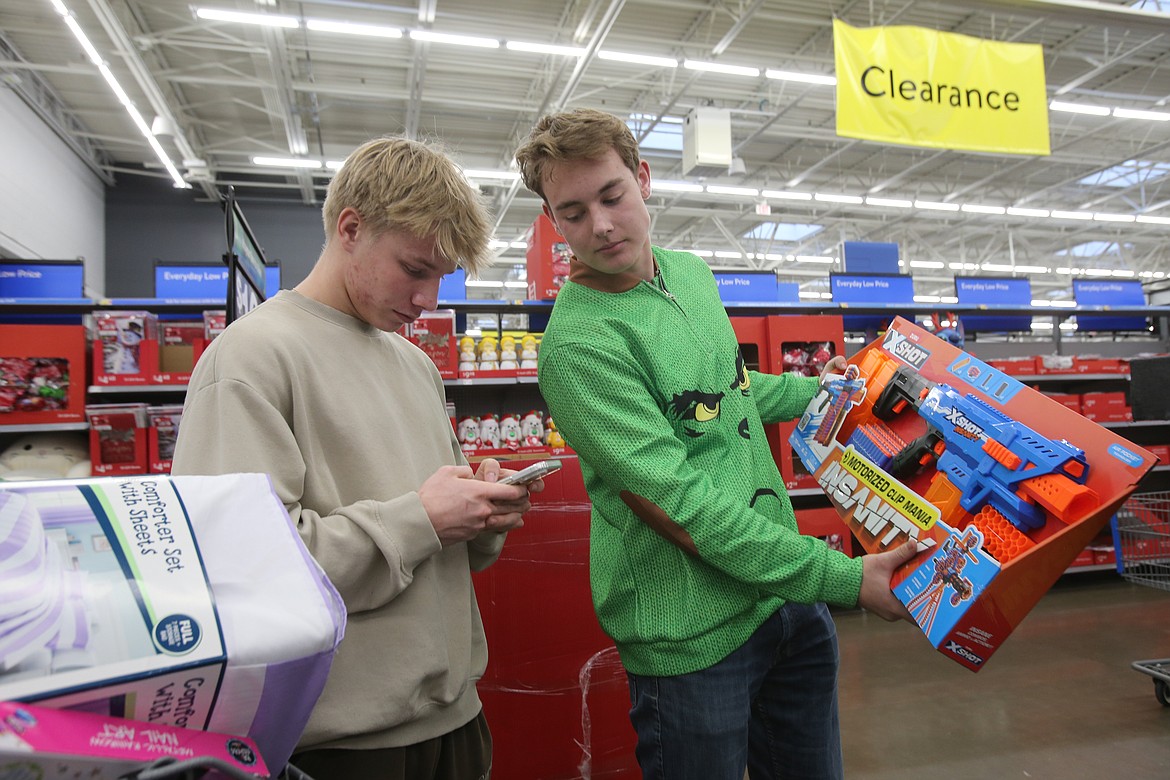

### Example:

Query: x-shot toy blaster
xmin=790 ymin=317 xmax=1156 ymax=670
xmin=847 ymin=350 xmax=1099 ymax=561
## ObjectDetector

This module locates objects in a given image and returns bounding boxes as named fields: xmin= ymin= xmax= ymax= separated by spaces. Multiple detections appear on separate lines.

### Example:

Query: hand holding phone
xmin=498 ymin=458 xmax=563 ymax=485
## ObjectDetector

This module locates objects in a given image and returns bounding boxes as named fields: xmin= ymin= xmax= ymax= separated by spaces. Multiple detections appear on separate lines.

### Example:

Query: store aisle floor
xmin=835 ymin=573 xmax=1170 ymax=780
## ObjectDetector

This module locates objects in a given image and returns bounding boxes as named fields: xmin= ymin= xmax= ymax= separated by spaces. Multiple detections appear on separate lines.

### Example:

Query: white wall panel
xmin=0 ymin=88 xmax=105 ymax=295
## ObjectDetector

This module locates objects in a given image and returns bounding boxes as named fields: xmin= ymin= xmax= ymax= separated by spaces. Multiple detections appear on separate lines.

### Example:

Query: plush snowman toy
xmin=521 ymin=410 xmax=544 ymax=447
xmin=499 ymin=413 xmax=522 ymax=450
xmin=478 ymin=414 xmax=501 ymax=449
xmin=456 ymin=416 xmax=481 ymax=453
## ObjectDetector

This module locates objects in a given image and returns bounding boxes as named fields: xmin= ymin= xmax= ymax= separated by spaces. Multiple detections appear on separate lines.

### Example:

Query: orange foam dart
xmin=970 ymin=506 xmax=1035 ymax=563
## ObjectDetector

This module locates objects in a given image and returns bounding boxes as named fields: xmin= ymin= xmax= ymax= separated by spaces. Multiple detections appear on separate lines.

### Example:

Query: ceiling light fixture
xmin=1137 ymin=214 xmax=1170 ymax=224
xmin=52 ymin=0 xmax=189 ymax=187
xmin=706 ymin=185 xmax=759 ymax=196
xmin=764 ymin=69 xmax=836 ymax=86
xmin=866 ymin=196 xmax=912 ymax=208
xmin=1049 ymin=100 xmax=1111 ymax=116
xmin=914 ymin=200 xmax=960 ymax=211
xmin=961 ymin=203 xmax=1006 ymax=215
xmin=253 ymin=156 xmax=322 ymax=168
xmin=1006 ymin=206 xmax=1050 ymax=217
xmin=306 ymin=19 xmax=402 ymax=38
xmin=506 ymin=41 xmax=585 ymax=56
xmin=1050 ymin=210 xmax=1093 ymax=220
xmin=683 ymin=60 xmax=760 ymax=77
xmin=1093 ymin=212 xmax=1137 ymax=222
xmin=196 ymin=8 xmax=297 ymax=27
xmin=762 ymin=190 xmax=813 ymax=200
xmin=597 ymin=50 xmax=678 ymax=67
xmin=654 ymin=181 xmax=704 ymax=193
xmin=409 ymin=30 xmax=500 ymax=48
xmin=814 ymin=193 xmax=863 ymax=204
xmin=463 ymin=169 xmax=520 ymax=180
xmin=1112 ymin=107 xmax=1170 ymax=121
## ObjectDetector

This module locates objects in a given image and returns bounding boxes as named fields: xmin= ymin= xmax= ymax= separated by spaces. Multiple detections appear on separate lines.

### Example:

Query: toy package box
xmin=0 ymin=700 xmax=268 ymax=779
xmin=790 ymin=317 xmax=1156 ymax=670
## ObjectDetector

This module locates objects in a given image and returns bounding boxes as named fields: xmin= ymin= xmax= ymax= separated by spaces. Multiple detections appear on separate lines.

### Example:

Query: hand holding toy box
xmin=790 ymin=317 xmax=1156 ymax=670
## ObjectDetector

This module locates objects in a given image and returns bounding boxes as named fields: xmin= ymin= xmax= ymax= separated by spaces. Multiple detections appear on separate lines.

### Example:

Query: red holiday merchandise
xmin=0 ymin=324 xmax=87 ymax=426
xmin=203 ymin=309 xmax=227 ymax=341
xmin=407 ymin=310 xmax=457 ymax=379
xmin=147 ymin=404 xmax=184 ymax=474
xmin=153 ymin=320 xmax=205 ymax=384
xmin=85 ymin=403 xmax=149 ymax=475
xmin=92 ymin=311 xmax=157 ymax=386
xmin=789 ymin=317 xmax=1156 ymax=671
xmin=526 ymin=213 xmax=571 ymax=300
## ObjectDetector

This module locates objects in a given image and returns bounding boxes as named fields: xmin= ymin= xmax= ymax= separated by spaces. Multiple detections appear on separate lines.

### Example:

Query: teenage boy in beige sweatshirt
xmin=173 ymin=137 xmax=538 ymax=780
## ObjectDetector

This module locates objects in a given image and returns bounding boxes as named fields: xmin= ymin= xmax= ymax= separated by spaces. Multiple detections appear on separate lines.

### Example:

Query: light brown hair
xmin=515 ymin=108 xmax=641 ymax=201
xmin=323 ymin=137 xmax=493 ymax=273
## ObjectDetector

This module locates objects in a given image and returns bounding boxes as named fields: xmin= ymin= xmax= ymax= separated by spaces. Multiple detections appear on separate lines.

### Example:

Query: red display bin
xmin=0 ymin=324 xmax=87 ymax=426
xmin=473 ymin=456 xmax=637 ymax=778
xmin=732 ymin=314 xmax=847 ymax=514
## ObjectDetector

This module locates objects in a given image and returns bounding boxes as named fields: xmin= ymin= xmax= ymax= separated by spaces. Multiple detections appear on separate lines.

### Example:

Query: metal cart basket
xmin=1113 ymin=490 xmax=1170 ymax=707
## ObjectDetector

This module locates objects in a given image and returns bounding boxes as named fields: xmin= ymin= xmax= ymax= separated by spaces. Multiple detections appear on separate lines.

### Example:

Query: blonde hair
xmin=515 ymin=108 xmax=641 ymax=201
xmin=323 ymin=137 xmax=493 ymax=274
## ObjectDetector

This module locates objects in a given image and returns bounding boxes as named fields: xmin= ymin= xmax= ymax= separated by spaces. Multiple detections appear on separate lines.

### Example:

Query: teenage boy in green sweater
xmin=516 ymin=108 xmax=915 ymax=780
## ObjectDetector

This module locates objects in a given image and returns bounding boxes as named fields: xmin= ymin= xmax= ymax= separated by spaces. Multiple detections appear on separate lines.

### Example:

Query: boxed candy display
xmin=789 ymin=317 xmax=1156 ymax=670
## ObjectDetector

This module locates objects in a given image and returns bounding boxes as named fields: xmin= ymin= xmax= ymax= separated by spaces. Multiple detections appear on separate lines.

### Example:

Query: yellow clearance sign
xmin=833 ymin=19 xmax=1050 ymax=155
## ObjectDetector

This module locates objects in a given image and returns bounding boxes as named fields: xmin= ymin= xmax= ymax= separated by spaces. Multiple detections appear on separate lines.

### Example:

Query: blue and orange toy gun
xmin=857 ymin=361 xmax=1098 ymax=534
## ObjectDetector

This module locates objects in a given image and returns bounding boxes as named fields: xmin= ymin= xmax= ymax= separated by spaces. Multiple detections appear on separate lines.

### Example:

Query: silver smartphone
xmin=498 ymin=458 xmax=563 ymax=485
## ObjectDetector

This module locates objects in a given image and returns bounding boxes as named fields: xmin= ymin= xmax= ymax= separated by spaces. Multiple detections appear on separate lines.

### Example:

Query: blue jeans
xmin=626 ymin=602 xmax=842 ymax=780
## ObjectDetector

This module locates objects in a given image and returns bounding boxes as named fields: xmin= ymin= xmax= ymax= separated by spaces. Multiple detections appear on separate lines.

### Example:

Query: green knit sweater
xmin=538 ymin=247 xmax=864 ymax=676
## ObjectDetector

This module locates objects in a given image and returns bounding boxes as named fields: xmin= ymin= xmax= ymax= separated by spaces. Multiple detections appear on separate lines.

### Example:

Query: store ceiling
xmin=2 ymin=0 xmax=1170 ymax=301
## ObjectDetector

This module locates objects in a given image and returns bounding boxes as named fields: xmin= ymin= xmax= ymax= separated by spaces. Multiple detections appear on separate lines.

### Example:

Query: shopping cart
xmin=1112 ymin=490 xmax=1170 ymax=707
